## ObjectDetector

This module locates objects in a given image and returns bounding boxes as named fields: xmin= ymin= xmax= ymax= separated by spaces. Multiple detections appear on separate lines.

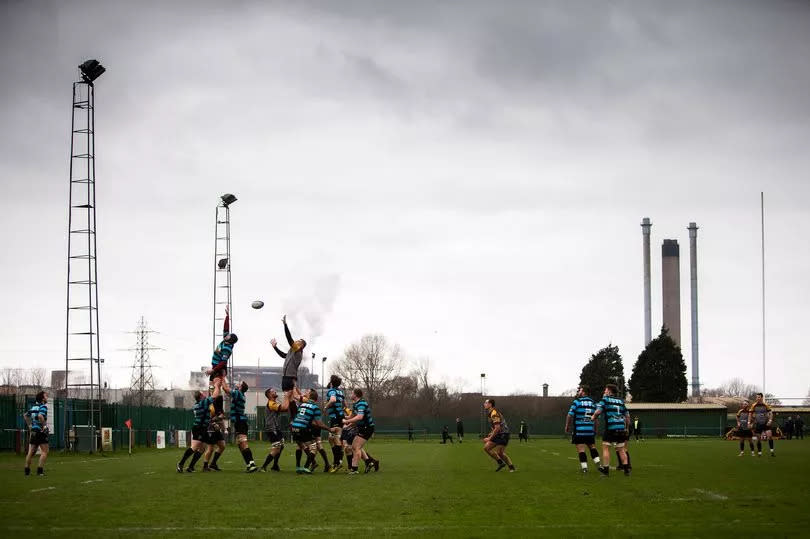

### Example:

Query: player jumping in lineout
xmin=206 ymin=305 xmax=237 ymax=423
xmin=271 ymin=314 xmax=305 ymax=419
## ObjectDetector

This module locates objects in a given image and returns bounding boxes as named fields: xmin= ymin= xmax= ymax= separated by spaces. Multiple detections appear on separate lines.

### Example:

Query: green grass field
xmin=1 ymin=437 xmax=809 ymax=537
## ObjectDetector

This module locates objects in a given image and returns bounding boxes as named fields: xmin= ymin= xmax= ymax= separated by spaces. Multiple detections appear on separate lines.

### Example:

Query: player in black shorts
xmin=482 ymin=399 xmax=515 ymax=472
xmin=178 ymin=391 xmax=211 ymax=472
xmin=203 ymin=398 xmax=226 ymax=471
xmin=261 ymin=388 xmax=285 ymax=472
xmin=325 ymin=375 xmax=347 ymax=471
xmin=736 ymin=400 xmax=755 ymax=456
xmin=271 ymin=314 xmax=306 ymax=420
xmin=23 ymin=391 xmax=49 ymax=476
xmin=231 ymin=380 xmax=258 ymax=472
xmin=343 ymin=389 xmax=379 ymax=474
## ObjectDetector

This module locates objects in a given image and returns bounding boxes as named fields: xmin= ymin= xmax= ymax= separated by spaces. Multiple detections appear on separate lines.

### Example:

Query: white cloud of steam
xmin=281 ymin=274 xmax=341 ymax=343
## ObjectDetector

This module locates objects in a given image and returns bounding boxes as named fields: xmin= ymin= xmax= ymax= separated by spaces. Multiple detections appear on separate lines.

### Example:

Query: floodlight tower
xmin=213 ymin=194 xmax=236 ymax=387
xmin=64 ymin=59 xmax=106 ymax=453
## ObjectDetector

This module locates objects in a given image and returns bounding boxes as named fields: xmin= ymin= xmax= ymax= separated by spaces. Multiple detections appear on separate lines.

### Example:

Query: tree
xmin=579 ymin=344 xmax=625 ymax=396
xmin=122 ymin=389 xmax=165 ymax=407
xmin=332 ymin=334 xmax=403 ymax=402
xmin=628 ymin=327 xmax=687 ymax=402
xmin=804 ymin=386 xmax=810 ymax=407
xmin=720 ymin=378 xmax=759 ymax=398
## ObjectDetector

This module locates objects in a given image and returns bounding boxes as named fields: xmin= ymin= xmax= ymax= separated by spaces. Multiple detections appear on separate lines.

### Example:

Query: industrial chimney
xmin=662 ymin=239 xmax=681 ymax=346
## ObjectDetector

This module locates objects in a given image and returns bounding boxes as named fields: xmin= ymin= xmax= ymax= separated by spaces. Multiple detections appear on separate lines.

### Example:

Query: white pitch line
xmin=693 ymin=488 xmax=728 ymax=501
xmin=143 ymin=471 xmax=156 ymax=475
xmin=551 ymin=452 xmax=560 ymax=456
xmin=81 ymin=479 xmax=104 ymax=484
xmin=29 ymin=486 xmax=56 ymax=493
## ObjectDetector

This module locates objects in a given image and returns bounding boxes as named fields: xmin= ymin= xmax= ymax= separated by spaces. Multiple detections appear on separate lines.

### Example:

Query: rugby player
xmin=564 ymin=385 xmax=601 ymax=473
xmin=591 ymin=384 xmax=630 ymax=476
xmin=205 ymin=306 xmax=237 ymax=419
xmin=325 ymin=375 xmax=346 ymax=471
xmin=290 ymin=388 xmax=334 ymax=474
xmin=736 ymin=399 xmax=755 ymax=456
xmin=749 ymin=393 xmax=775 ymax=457
xmin=231 ymin=380 xmax=258 ymax=472
xmin=203 ymin=397 xmax=226 ymax=471
xmin=177 ymin=390 xmax=211 ymax=472
xmin=343 ymin=389 xmax=380 ymax=474
xmin=260 ymin=388 xmax=284 ymax=472
xmin=271 ymin=314 xmax=306 ymax=419
xmin=23 ymin=390 xmax=49 ymax=476
xmin=304 ymin=389 xmax=331 ymax=473
xmin=482 ymin=398 xmax=515 ymax=472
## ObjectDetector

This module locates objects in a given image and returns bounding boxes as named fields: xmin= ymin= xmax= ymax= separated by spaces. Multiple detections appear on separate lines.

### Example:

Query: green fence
xmin=1 ymin=395 xmax=259 ymax=452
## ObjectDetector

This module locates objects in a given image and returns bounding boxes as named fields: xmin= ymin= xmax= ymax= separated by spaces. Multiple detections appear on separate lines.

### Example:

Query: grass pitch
xmin=1 ymin=437 xmax=809 ymax=537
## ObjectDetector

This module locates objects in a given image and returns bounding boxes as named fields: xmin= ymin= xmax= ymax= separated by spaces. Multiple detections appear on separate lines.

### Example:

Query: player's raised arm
xmin=283 ymin=315 xmax=294 ymax=346
xmin=223 ymin=305 xmax=230 ymax=338
xmin=270 ymin=338 xmax=287 ymax=358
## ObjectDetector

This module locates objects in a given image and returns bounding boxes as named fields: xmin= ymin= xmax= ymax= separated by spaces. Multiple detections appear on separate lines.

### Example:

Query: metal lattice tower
xmin=127 ymin=317 xmax=160 ymax=407
xmin=64 ymin=60 xmax=106 ymax=453
xmin=213 ymin=194 xmax=236 ymax=387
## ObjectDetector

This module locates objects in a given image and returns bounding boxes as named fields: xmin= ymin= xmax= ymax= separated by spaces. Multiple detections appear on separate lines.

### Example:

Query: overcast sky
xmin=1 ymin=0 xmax=808 ymax=400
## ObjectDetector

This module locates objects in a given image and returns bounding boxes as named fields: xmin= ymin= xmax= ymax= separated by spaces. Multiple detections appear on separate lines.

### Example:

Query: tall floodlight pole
xmin=321 ymin=357 xmax=327 ymax=394
xmin=64 ymin=59 xmax=106 ymax=453
xmin=761 ymin=193 xmax=766 ymax=394
xmin=214 ymin=194 xmax=236 ymax=390
xmin=688 ymin=222 xmax=700 ymax=397
xmin=641 ymin=218 xmax=652 ymax=345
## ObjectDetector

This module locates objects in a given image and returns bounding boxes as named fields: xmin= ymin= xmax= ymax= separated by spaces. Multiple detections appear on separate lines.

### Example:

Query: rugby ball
xmin=251 ymin=300 xmax=265 ymax=309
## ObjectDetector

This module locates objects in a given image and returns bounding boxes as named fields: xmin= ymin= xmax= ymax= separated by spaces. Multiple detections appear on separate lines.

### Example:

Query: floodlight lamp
xmin=79 ymin=59 xmax=106 ymax=83
xmin=220 ymin=193 xmax=237 ymax=206
xmin=217 ymin=258 xmax=228 ymax=269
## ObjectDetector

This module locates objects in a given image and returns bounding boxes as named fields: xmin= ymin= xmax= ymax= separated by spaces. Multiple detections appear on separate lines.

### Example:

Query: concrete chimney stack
xmin=641 ymin=218 xmax=652 ymax=345
xmin=662 ymin=239 xmax=681 ymax=346
xmin=688 ymin=223 xmax=700 ymax=397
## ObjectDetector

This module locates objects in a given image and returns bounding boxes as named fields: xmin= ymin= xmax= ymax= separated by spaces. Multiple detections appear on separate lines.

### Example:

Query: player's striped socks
xmin=578 ymin=451 xmax=588 ymax=470
xmin=589 ymin=447 xmax=600 ymax=464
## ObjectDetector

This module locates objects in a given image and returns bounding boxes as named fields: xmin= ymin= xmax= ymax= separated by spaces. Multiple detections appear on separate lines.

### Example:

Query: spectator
xmin=456 ymin=417 xmax=464 ymax=443
xmin=795 ymin=415 xmax=804 ymax=440
xmin=408 ymin=422 xmax=414 ymax=442
xmin=518 ymin=420 xmax=528 ymax=442
xmin=784 ymin=416 xmax=794 ymax=440
xmin=633 ymin=417 xmax=642 ymax=441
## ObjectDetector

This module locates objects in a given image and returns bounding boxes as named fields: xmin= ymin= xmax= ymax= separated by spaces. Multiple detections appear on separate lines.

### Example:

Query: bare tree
xmin=720 ymin=378 xmax=759 ymax=398
xmin=332 ymin=334 xmax=403 ymax=402
xmin=28 ymin=368 xmax=48 ymax=388
xmin=804 ymin=386 xmax=810 ymax=407
xmin=122 ymin=389 xmax=166 ymax=407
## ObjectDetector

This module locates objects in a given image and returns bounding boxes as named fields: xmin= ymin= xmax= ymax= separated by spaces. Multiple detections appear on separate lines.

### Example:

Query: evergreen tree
xmin=628 ymin=327 xmax=688 ymax=402
xmin=579 ymin=344 xmax=624 ymax=397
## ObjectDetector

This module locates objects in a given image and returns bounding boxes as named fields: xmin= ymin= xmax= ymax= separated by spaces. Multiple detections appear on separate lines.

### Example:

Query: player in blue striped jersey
xmin=344 ymin=388 xmax=380 ymax=474
xmin=325 ymin=374 xmax=347 ymax=471
xmin=564 ymin=385 xmax=601 ymax=473
xmin=591 ymin=384 xmax=631 ymax=476
xmin=23 ymin=390 xmax=49 ymax=476
xmin=177 ymin=390 xmax=211 ymax=472
xmin=230 ymin=381 xmax=258 ymax=472
xmin=290 ymin=389 xmax=334 ymax=474
xmin=205 ymin=306 xmax=238 ymax=419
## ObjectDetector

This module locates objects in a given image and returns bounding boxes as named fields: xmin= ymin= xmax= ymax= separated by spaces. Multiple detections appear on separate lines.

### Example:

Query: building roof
xmin=627 ymin=403 xmax=727 ymax=410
